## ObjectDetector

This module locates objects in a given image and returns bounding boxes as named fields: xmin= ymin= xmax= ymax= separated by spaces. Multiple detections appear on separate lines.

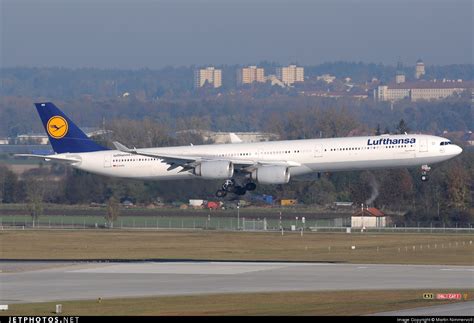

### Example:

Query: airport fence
xmin=0 ymin=214 xmax=472 ymax=234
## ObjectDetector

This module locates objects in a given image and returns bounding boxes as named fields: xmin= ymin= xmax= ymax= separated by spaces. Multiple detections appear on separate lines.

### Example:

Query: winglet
xmin=229 ymin=133 xmax=243 ymax=143
xmin=113 ymin=141 xmax=136 ymax=153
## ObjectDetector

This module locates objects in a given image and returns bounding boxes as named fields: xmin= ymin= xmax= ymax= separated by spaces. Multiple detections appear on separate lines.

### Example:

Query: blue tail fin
xmin=35 ymin=102 xmax=109 ymax=153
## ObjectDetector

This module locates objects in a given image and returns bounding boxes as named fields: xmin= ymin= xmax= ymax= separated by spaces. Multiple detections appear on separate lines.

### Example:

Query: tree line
xmin=0 ymin=94 xmax=472 ymax=138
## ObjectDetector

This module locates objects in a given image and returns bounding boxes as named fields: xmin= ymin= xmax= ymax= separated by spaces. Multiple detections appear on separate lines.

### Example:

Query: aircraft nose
xmin=453 ymin=145 xmax=463 ymax=155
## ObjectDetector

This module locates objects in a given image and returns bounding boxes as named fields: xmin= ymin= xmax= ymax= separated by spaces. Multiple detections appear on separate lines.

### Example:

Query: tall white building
xmin=237 ymin=66 xmax=265 ymax=85
xmin=415 ymin=59 xmax=426 ymax=79
xmin=194 ymin=67 xmax=222 ymax=88
xmin=276 ymin=65 xmax=304 ymax=86
xmin=395 ymin=72 xmax=406 ymax=84
xmin=395 ymin=60 xmax=406 ymax=84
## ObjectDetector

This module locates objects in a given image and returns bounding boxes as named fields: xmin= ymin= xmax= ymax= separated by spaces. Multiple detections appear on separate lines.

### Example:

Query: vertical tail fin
xmin=35 ymin=102 xmax=109 ymax=153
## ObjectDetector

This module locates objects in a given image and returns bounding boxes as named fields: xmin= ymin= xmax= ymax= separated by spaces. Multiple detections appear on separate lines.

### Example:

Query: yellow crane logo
xmin=47 ymin=116 xmax=68 ymax=139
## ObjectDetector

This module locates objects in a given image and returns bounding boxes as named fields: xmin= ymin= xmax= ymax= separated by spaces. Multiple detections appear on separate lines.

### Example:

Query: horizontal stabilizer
xmin=14 ymin=154 xmax=81 ymax=163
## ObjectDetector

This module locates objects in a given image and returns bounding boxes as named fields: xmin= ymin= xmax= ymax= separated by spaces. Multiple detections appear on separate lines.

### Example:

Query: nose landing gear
xmin=421 ymin=164 xmax=431 ymax=182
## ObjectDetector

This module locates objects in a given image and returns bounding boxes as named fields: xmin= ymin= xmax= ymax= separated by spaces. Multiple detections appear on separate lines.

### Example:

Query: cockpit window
xmin=440 ymin=141 xmax=452 ymax=146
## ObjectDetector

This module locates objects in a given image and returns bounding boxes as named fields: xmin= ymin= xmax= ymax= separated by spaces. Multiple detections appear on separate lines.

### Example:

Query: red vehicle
xmin=206 ymin=201 xmax=221 ymax=209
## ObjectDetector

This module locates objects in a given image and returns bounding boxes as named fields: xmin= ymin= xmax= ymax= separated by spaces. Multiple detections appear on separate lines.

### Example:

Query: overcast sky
xmin=1 ymin=0 xmax=472 ymax=69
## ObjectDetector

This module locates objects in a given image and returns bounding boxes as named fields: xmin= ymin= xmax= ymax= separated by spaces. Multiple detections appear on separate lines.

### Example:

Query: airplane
xmin=17 ymin=102 xmax=463 ymax=197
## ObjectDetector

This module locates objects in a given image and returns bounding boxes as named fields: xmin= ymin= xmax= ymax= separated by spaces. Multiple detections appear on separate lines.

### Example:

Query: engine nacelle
xmin=194 ymin=160 xmax=234 ymax=179
xmin=251 ymin=166 xmax=290 ymax=184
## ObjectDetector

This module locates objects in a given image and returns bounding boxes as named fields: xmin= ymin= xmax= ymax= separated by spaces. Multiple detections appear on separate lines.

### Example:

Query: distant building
xmin=333 ymin=201 xmax=353 ymax=207
xmin=351 ymin=207 xmax=387 ymax=229
xmin=194 ymin=67 xmax=222 ymax=88
xmin=395 ymin=73 xmax=406 ymax=84
xmin=299 ymin=90 xmax=368 ymax=100
xmin=276 ymin=65 xmax=304 ymax=86
xmin=265 ymin=75 xmax=285 ymax=87
xmin=316 ymin=74 xmax=336 ymax=84
xmin=415 ymin=59 xmax=426 ymax=79
xmin=376 ymin=85 xmax=410 ymax=101
xmin=237 ymin=66 xmax=265 ymax=85
xmin=16 ymin=134 xmax=49 ymax=145
xmin=176 ymin=129 xmax=279 ymax=144
xmin=6 ymin=128 xmax=106 ymax=147
xmin=395 ymin=59 xmax=406 ymax=84
xmin=464 ymin=132 xmax=474 ymax=146
xmin=375 ymin=80 xmax=473 ymax=102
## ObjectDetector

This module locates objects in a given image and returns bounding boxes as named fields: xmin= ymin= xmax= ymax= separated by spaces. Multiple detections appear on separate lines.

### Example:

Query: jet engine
xmin=251 ymin=166 xmax=290 ymax=184
xmin=194 ymin=160 xmax=234 ymax=179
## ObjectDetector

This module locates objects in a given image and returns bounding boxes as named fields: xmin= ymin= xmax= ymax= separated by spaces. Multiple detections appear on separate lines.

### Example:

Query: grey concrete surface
xmin=0 ymin=261 xmax=473 ymax=305
xmin=374 ymin=301 xmax=474 ymax=316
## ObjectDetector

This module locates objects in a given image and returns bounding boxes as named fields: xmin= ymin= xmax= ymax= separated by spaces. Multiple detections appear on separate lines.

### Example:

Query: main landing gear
xmin=215 ymin=179 xmax=257 ymax=198
xmin=421 ymin=164 xmax=431 ymax=182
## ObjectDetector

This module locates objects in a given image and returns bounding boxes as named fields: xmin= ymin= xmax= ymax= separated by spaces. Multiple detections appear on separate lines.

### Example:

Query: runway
xmin=1 ymin=261 xmax=473 ymax=307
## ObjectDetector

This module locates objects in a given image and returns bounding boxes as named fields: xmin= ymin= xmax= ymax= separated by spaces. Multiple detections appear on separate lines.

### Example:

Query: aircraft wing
xmin=14 ymin=154 xmax=81 ymax=164
xmin=113 ymin=141 xmax=300 ymax=172
xmin=240 ymin=160 xmax=301 ymax=172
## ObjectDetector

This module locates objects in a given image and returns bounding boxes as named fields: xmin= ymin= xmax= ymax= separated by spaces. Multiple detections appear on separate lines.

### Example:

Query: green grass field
xmin=4 ymin=290 xmax=472 ymax=316
xmin=1 ymin=230 xmax=472 ymax=265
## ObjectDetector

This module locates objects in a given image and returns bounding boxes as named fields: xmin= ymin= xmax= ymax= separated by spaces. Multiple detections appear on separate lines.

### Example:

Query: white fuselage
xmin=58 ymin=134 xmax=462 ymax=181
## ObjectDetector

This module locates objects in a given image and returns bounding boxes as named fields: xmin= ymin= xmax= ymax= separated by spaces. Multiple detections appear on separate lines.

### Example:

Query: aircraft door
xmin=104 ymin=154 xmax=112 ymax=168
xmin=314 ymin=145 xmax=323 ymax=158
xmin=419 ymin=139 xmax=428 ymax=152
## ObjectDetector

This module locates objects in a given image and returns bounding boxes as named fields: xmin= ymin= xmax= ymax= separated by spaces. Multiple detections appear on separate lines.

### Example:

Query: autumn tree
xmin=25 ymin=179 xmax=44 ymax=227
xmin=0 ymin=165 xmax=23 ymax=203
xmin=375 ymin=124 xmax=381 ymax=136
xmin=444 ymin=160 xmax=470 ymax=210
xmin=396 ymin=119 xmax=410 ymax=134
xmin=105 ymin=196 xmax=120 ymax=228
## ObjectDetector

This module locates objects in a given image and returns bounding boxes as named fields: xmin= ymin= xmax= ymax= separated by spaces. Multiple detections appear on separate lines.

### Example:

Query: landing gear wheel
xmin=245 ymin=183 xmax=257 ymax=191
xmin=216 ymin=190 xmax=227 ymax=198
xmin=222 ymin=179 xmax=235 ymax=192
xmin=233 ymin=186 xmax=247 ymax=195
